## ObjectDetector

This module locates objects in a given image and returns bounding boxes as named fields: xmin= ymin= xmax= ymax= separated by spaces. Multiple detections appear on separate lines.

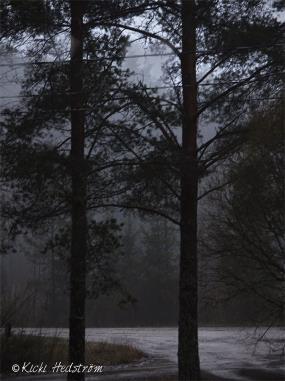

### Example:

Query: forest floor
xmin=1 ymin=327 xmax=284 ymax=380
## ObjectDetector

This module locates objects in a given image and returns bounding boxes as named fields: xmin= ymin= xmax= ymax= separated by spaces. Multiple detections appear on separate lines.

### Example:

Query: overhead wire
xmin=0 ymin=71 xmax=283 ymax=101
xmin=0 ymin=43 xmax=283 ymax=68
xmin=0 ymin=97 xmax=282 ymax=116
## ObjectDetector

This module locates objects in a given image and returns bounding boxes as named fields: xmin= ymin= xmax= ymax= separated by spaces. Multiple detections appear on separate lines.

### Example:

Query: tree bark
xmin=68 ymin=1 xmax=87 ymax=380
xmin=178 ymin=1 xmax=200 ymax=380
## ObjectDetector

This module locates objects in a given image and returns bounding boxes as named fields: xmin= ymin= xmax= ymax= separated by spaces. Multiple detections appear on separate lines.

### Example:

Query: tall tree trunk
xmin=68 ymin=1 xmax=86 ymax=380
xmin=178 ymin=1 xmax=200 ymax=380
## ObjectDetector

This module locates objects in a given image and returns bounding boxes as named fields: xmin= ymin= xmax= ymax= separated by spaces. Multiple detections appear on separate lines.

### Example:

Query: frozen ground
xmin=6 ymin=327 xmax=285 ymax=380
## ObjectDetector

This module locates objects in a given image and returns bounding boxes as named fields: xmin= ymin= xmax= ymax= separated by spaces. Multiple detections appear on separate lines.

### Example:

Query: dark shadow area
xmin=237 ymin=368 xmax=285 ymax=380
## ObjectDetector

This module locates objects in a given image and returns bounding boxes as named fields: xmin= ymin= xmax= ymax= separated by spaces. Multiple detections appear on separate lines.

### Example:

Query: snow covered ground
xmin=12 ymin=327 xmax=285 ymax=380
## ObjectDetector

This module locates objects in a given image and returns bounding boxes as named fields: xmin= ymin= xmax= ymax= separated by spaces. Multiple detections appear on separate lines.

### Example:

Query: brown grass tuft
xmin=0 ymin=333 xmax=145 ymax=374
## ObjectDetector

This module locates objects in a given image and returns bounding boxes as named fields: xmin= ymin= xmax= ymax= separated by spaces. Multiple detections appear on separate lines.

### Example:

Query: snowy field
xmin=13 ymin=327 xmax=285 ymax=380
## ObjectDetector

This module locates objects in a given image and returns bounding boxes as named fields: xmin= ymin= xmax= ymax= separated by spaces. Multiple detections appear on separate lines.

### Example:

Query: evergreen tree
xmin=0 ymin=2 xmax=283 ymax=380
xmin=0 ymin=2 xmax=146 ymax=378
xmin=96 ymin=1 xmax=283 ymax=379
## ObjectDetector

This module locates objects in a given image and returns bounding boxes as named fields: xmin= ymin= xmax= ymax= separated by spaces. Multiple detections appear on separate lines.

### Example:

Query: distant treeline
xmin=3 ymin=212 xmax=283 ymax=328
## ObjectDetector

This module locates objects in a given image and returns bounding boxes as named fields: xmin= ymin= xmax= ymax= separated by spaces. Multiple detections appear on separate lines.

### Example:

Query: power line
xmin=0 ymin=76 xmax=283 ymax=101
xmin=0 ymin=52 xmax=174 ymax=68
xmin=0 ymin=43 xmax=283 ymax=68
xmin=0 ymin=97 xmax=282 ymax=115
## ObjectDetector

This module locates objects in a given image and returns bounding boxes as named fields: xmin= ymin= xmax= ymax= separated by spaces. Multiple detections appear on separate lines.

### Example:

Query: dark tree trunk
xmin=68 ymin=1 xmax=87 ymax=380
xmin=178 ymin=1 xmax=200 ymax=380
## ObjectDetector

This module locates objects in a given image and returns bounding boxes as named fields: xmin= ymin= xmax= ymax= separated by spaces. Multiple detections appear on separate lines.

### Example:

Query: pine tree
xmin=95 ymin=1 xmax=283 ymax=379
xmin=0 ymin=2 xmax=145 ymax=379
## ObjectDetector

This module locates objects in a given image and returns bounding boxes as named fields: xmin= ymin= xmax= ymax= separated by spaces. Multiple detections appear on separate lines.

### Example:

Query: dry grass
xmin=86 ymin=341 xmax=144 ymax=365
xmin=0 ymin=333 xmax=144 ymax=374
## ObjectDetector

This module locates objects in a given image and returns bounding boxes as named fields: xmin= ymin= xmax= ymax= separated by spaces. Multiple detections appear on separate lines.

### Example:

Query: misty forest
xmin=0 ymin=1 xmax=284 ymax=381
